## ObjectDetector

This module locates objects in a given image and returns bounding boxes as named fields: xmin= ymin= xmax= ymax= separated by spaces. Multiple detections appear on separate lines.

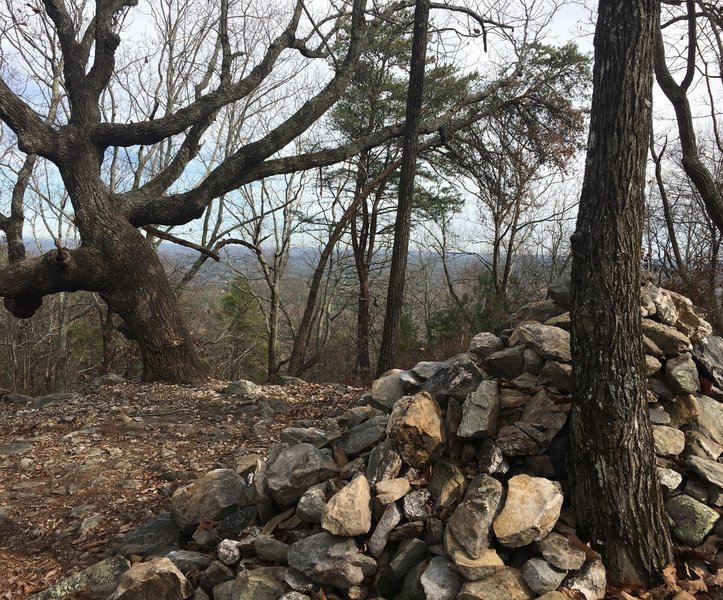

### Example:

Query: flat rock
xmin=649 ymin=405 xmax=671 ymax=425
xmin=493 ymin=475 xmax=563 ymax=547
xmin=171 ymin=469 xmax=245 ymax=534
xmin=266 ymin=444 xmax=338 ymax=506
xmin=114 ymin=514 xmax=180 ymax=557
xmin=496 ymin=425 xmax=541 ymax=456
xmin=693 ymin=335 xmax=723 ymax=386
xmin=375 ymin=478 xmax=411 ymax=505
xmin=165 ymin=550 xmax=211 ymax=573
xmin=321 ymin=475 xmax=372 ymax=536
xmin=538 ymin=362 xmax=572 ymax=393
xmin=691 ymin=394 xmax=723 ymax=445
xmin=280 ymin=427 xmax=332 ymax=447
xmin=457 ymin=567 xmax=534 ymax=600
xmin=537 ymin=532 xmax=586 ymax=570
xmin=510 ymin=322 xmax=571 ymax=363
xmin=33 ymin=392 xmax=81 ymax=409
xmin=1 ymin=393 xmax=34 ymax=404
xmin=685 ymin=431 xmax=722 ymax=460
xmin=451 ymin=548 xmax=505 ymax=581
xmin=368 ymin=501 xmax=403 ymax=557
xmin=254 ymin=535 xmax=290 ymax=563
xmin=640 ymin=284 xmax=678 ymax=325
xmin=641 ymin=319 xmax=692 ymax=355
xmin=458 ymin=380 xmax=499 ymax=439
xmin=447 ymin=474 xmax=502 ymax=559
xmin=686 ymin=455 xmax=723 ymax=488
xmin=411 ymin=361 xmax=446 ymax=380
xmin=366 ymin=439 xmax=402 ymax=485
xmin=28 ymin=556 xmax=130 ymax=600
xmin=107 ymin=557 xmax=192 ymax=600
xmin=223 ymin=380 xmax=261 ymax=397
xmin=386 ymin=392 xmax=445 ymax=469
xmin=428 ymin=457 xmax=466 ymax=509
xmin=657 ymin=467 xmax=683 ymax=492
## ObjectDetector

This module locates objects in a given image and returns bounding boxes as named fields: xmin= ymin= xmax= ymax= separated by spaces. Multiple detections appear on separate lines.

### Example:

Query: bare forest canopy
xmin=0 ymin=0 xmax=720 ymax=390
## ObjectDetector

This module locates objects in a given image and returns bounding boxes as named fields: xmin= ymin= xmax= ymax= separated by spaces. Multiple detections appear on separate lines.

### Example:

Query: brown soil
xmin=0 ymin=380 xmax=360 ymax=599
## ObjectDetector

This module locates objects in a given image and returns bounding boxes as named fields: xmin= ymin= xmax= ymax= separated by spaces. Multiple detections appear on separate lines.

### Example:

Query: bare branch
xmin=0 ymin=78 xmax=59 ymax=157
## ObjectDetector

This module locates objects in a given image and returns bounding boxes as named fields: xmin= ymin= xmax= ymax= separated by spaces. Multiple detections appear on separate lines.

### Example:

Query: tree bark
xmin=569 ymin=0 xmax=673 ymax=585
xmin=376 ymin=0 xmax=430 ymax=376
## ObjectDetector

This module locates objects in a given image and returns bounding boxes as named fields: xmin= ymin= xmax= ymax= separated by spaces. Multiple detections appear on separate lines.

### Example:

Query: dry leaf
xmin=662 ymin=563 xmax=678 ymax=589
xmin=678 ymin=578 xmax=707 ymax=594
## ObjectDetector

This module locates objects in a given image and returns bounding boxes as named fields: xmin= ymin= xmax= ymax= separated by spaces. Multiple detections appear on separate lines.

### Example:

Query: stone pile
xmin=30 ymin=279 xmax=723 ymax=600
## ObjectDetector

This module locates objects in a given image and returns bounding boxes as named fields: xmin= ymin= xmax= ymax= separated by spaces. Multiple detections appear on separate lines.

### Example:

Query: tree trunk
xmin=376 ymin=0 xmax=430 ymax=376
xmin=569 ymin=0 xmax=673 ymax=585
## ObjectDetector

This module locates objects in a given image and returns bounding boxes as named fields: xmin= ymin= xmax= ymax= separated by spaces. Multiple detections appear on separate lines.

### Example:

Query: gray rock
xmin=510 ymin=322 xmax=571 ymax=363
xmin=368 ymin=501 xmax=403 ymax=557
xmin=1 ymin=392 xmax=34 ymax=404
xmin=563 ymin=560 xmax=606 ymax=600
xmin=649 ymin=405 xmax=671 ymax=425
xmin=223 ymin=380 xmax=261 ymax=397
xmin=404 ymin=489 xmax=433 ymax=520
xmin=0 ymin=442 xmax=33 ymax=456
xmin=686 ymin=455 xmax=723 ymax=488
xmin=366 ymin=439 xmax=402 ymax=485
xmin=337 ymin=415 xmax=388 ymax=456
xmin=193 ymin=589 xmax=211 ymax=600
xmin=458 ymin=380 xmax=499 ymax=439
xmin=694 ymin=335 xmax=723 ymax=386
xmin=457 ymin=567 xmax=534 ymax=600
xmin=508 ymin=301 xmax=567 ymax=328
xmin=420 ymin=557 xmax=463 ymax=600
xmin=523 ymin=348 xmax=545 ymax=375
xmin=685 ymin=479 xmax=709 ymax=503
xmin=477 ymin=440 xmax=509 ymax=476
xmin=518 ymin=390 xmax=569 ymax=450
xmin=647 ymin=377 xmax=674 ymax=401
xmin=254 ymin=535 xmax=290 ymax=563
xmin=538 ymin=362 xmax=572 ymax=393
xmin=537 ymin=532 xmax=586 ymax=570
xmin=691 ymin=394 xmax=723 ymax=446
xmin=396 ymin=561 xmax=427 ymax=600
xmin=411 ymin=361 xmax=446 ymax=380
xmin=279 ymin=594 xmax=311 ymax=600
xmin=199 ymin=561 xmax=235 ymax=594
xmin=171 ymin=469 xmax=245 ymax=534
xmin=386 ymin=392 xmax=445 ymax=469
xmin=483 ymin=346 xmax=525 ymax=379
xmin=493 ymin=475 xmax=563 ymax=548
xmin=496 ymin=425 xmax=541 ymax=456
xmin=211 ymin=580 xmax=233 ymax=600
xmin=377 ymin=538 xmax=428 ymax=597
xmin=469 ymin=332 xmax=504 ymax=360
xmin=423 ymin=353 xmax=485 ymax=400
xmin=217 ymin=539 xmax=242 ymax=565
xmin=211 ymin=506 xmax=257 ymax=540
xmin=652 ymin=425 xmax=686 ymax=457
xmin=284 ymin=568 xmax=314 ymax=593
xmin=521 ymin=558 xmax=566 ymax=595
xmin=287 ymin=533 xmax=376 ymax=589
xmin=665 ymin=353 xmax=699 ymax=395
xmin=371 ymin=370 xmax=405 ymax=410
xmin=296 ymin=483 xmax=326 ymax=523
xmin=280 ymin=427 xmax=332 ymax=447
xmin=266 ymin=444 xmax=338 ymax=506
xmin=230 ymin=567 xmax=288 ymax=600
xmin=107 ymin=558 xmax=192 ymax=600
xmin=685 ymin=431 xmax=722 ymax=460
xmin=666 ymin=494 xmax=720 ymax=546
xmin=33 ymin=392 xmax=81 ymax=409
xmin=547 ymin=277 xmax=571 ymax=309
xmin=428 ymin=457 xmax=466 ymax=510
xmin=646 ymin=355 xmax=663 ymax=375
xmin=27 ymin=556 xmax=130 ymax=600
xmin=640 ymin=284 xmax=679 ymax=325
xmin=641 ymin=319 xmax=692 ymax=355
xmin=657 ymin=467 xmax=683 ymax=492
xmin=114 ymin=514 xmax=180 ymax=557
xmin=321 ymin=475 xmax=372 ymax=536
xmin=165 ymin=550 xmax=212 ymax=573
xmin=399 ymin=370 xmax=424 ymax=393
xmin=447 ymin=474 xmax=502 ymax=558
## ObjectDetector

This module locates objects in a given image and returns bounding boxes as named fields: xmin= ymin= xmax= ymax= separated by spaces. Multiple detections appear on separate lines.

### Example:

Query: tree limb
xmin=0 ymin=78 xmax=59 ymax=157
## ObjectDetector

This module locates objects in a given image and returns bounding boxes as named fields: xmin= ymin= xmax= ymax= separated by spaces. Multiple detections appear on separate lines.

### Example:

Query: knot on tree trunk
xmin=4 ymin=295 xmax=43 ymax=319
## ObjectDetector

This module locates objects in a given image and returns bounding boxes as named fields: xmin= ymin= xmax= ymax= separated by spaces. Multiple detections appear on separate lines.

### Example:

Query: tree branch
xmin=0 ymin=78 xmax=59 ymax=157
xmin=143 ymin=226 xmax=220 ymax=260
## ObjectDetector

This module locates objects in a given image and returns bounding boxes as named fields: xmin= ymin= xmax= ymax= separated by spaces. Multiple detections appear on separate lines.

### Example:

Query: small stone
xmin=371 ymin=369 xmax=405 ymax=410
xmin=536 ymin=532 xmax=586 ymax=571
xmin=667 ymin=494 xmax=720 ymax=546
xmin=692 ymin=394 xmax=723 ymax=445
xmin=563 ymin=560 xmax=606 ymax=600
xmin=366 ymin=439 xmax=402 ymax=485
xmin=337 ymin=416 xmax=388 ymax=456
xmin=411 ymin=361 xmax=446 ymax=380
xmin=114 ymin=514 xmax=180 ymax=557
xmin=484 ymin=346 xmax=525 ymax=379
xmin=280 ymin=427 xmax=331 ymax=448
xmin=652 ymin=426 xmax=686 ymax=457
xmin=368 ymin=502 xmax=403 ymax=557
xmin=377 ymin=538 xmax=428 ymax=597
xmin=375 ymin=478 xmax=411 ymax=505
xmin=403 ymin=489 xmax=433 ymax=521
xmin=649 ymin=405 xmax=671 ymax=425
xmin=165 ymin=550 xmax=212 ymax=573
xmin=646 ymin=355 xmax=663 ymax=376
xmin=386 ymin=393 xmax=445 ymax=469
xmin=686 ymin=455 xmax=723 ymax=488
xmin=451 ymin=548 xmax=505 ymax=581
xmin=665 ymin=353 xmax=699 ymax=395
xmin=223 ymin=380 xmax=261 ymax=397
xmin=458 ymin=380 xmax=499 ymax=439
xmin=423 ymin=354 xmax=485 ymax=400
xmin=254 ymin=535 xmax=290 ymax=563
xmin=521 ymin=558 xmax=566 ymax=595
xmin=428 ymin=457 xmax=466 ymax=510
xmin=265 ymin=444 xmax=338 ymax=506
xmin=171 ymin=469 xmax=245 ymax=534
xmin=510 ymin=322 xmax=571 ymax=363
xmin=537 ymin=362 xmax=572 ymax=393
xmin=468 ymin=332 xmax=504 ymax=360
xmin=657 ymin=467 xmax=683 ymax=492
xmin=296 ymin=484 xmax=326 ymax=523
xmin=199 ymin=560 xmax=234 ymax=594
xmin=230 ymin=567 xmax=288 ymax=600
xmin=420 ymin=557 xmax=463 ymax=600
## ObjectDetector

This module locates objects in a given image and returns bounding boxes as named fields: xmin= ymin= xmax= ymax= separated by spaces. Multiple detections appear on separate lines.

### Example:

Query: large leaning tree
xmin=569 ymin=0 xmax=674 ymax=585
xmin=0 ymin=0 xmax=508 ymax=382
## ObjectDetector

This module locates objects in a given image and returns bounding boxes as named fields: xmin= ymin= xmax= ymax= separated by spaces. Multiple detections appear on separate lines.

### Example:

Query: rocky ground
xmin=0 ymin=379 xmax=360 ymax=599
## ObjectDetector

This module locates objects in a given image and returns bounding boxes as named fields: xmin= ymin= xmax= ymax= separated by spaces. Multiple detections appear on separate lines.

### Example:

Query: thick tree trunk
xmin=376 ymin=0 xmax=430 ymax=376
xmin=569 ymin=0 xmax=673 ymax=585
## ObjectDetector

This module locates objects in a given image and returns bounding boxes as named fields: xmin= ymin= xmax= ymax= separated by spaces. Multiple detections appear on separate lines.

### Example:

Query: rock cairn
xmin=30 ymin=279 xmax=723 ymax=600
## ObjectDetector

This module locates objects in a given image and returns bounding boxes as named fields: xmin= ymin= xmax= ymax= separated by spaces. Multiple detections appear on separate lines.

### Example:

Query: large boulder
xmin=265 ymin=444 xmax=339 ymax=506
xmin=386 ymin=392 xmax=446 ymax=469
